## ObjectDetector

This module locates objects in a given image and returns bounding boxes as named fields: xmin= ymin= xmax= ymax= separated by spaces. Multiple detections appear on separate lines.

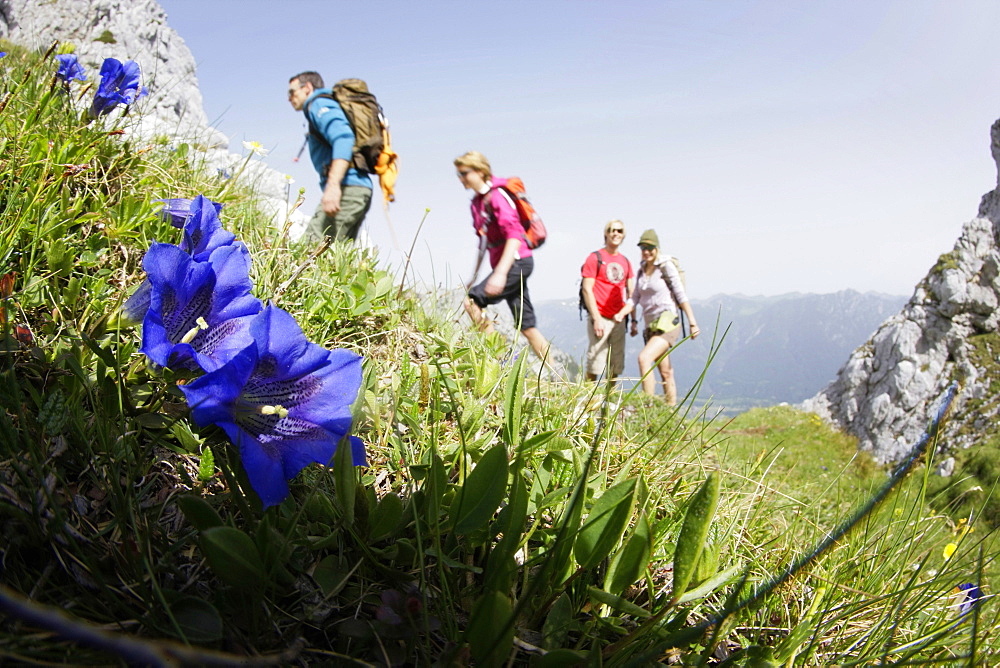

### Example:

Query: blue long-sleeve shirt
xmin=303 ymin=88 xmax=372 ymax=190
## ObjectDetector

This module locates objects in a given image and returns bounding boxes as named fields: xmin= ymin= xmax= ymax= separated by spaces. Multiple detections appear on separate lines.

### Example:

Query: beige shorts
xmin=586 ymin=314 xmax=627 ymax=377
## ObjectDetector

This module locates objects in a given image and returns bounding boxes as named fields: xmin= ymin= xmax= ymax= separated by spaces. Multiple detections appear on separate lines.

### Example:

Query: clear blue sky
xmin=156 ymin=0 xmax=1000 ymax=301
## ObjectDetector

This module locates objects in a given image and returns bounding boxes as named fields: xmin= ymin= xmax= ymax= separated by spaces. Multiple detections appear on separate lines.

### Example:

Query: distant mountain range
xmin=537 ymin=290 xmax=909 ymax=414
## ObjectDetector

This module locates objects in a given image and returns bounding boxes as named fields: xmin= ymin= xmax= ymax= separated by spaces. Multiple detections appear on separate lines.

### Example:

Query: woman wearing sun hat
xmin=630 ymin=229 xmax=700 ymax=405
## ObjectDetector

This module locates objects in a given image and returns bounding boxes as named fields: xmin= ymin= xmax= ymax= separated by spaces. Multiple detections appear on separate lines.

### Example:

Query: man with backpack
xmin=580 ymin=220 xmax=634 ymax=381
xmin=287 ymin=71 xmax=373 ymax=242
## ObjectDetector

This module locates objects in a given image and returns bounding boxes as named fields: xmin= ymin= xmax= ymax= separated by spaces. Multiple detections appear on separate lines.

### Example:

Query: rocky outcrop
xmin=0 ymin=0 xmax=298 ymax=225
xmin=802 ymin=119 xmax=1000 ymax=463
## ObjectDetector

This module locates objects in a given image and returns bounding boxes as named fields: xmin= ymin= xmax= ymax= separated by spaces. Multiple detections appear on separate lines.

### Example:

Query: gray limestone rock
xmin=802 ymin=119 xmax=1000 ymax=463
xmin=0 ymin=0 xmax=302 ymax=229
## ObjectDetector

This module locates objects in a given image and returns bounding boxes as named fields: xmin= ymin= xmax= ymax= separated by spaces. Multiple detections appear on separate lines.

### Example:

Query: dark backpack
xmin=304 ymin=79 xmax=387 ymax=174
xmin=578 ymin=251 xmax=603 ymax=319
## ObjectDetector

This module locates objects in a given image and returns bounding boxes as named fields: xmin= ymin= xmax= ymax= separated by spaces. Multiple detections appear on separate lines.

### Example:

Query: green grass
xmin=0 ymin=40 xmax=997 ymax=665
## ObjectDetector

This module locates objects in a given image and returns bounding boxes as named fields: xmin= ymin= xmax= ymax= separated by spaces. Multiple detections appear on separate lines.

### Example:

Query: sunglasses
xmin=639 ymin=244 xmax=656 ymax=251
xmin=608 ymin=228 xmax=624 ymax=234
xmin=457 ymin=169 xmax=473 ymax=177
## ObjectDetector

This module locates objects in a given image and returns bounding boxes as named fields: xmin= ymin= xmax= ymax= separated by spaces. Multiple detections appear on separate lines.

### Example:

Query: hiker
xmin=455 ymin=151 xmax=550 ymax=361
xmin=287 ymin=71 xmax=373 ymax=242
xmin=630 ymin=229 xmax=700 ymax=405
xmin=580 ymin=219 xmax=634 ymax=381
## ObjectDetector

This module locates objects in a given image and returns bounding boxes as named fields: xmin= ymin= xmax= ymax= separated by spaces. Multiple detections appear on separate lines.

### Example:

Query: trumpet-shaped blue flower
xmin=123 ymin=195 xmax=233 ymax=323
xmin=55 ymin=54 xmax=86 ymax=83
xmin=90 ymin=57 xmax=147 ymax=117
xmin=178 ymin=195 xmax=234 ymax=258
xmin=157 ymin=197 xmax=224 ymax=230
xmin=140 ymin=242 xmax=261 ymax=372
xmin=179 ymin=303 xmax=366 ymax=508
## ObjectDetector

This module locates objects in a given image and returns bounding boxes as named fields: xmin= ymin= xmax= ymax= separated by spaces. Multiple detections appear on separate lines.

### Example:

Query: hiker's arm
xmin=485 ymin=238 xmax=520 ymax=296
xmin=680 ymin=302 xmax=700 ymax=339
xmin=581 ymin=277 xmax=604 ymax=337
xmin=613 ymin=277 xmax=635 ymax=323
xmin=321 ymin=159 xmax=350 ymax=215
xmin=467 ymin=235 xmax=486 ymax=290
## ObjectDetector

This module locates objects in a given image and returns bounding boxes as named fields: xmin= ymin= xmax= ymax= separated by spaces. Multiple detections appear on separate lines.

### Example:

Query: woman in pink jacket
xmin=455 ymin=151 xmax=550 ymax=361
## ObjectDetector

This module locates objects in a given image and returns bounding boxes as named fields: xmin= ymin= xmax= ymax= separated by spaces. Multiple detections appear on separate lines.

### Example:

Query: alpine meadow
xmin=0 ymin=39 xmax=997 ymax=667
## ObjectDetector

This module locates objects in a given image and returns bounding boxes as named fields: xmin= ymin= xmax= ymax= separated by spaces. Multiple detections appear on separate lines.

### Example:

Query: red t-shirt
xmin=581 ymin=249 xmax=633 ymax=319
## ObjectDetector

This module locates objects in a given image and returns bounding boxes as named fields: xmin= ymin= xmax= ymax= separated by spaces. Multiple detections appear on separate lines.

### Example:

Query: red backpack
xmin=488 ymin=177 xmax=547 ymax=250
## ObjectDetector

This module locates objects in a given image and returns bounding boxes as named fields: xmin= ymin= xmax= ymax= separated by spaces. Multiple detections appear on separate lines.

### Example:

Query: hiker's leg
xmin=638 ymin=336 xmax=671 ymax=396
xmin=463 ymin=296 xmax=494 ymax=333
xmin=607 ymin=319 xmax=627 ymax=380
xmin=585 ymin=314 xmax=615 ymax=381
xmin=303 ymin=203 xmax=334 ymax=243
xmin=658 ymin=356 xmax=677 ymax=406
xmin=655 ymin=327 xmax=681 ymax=404
xmin=521 ymin=327 xmax=550 ymax=361
xmin=331 ymin=186 xmax=373 ymax=241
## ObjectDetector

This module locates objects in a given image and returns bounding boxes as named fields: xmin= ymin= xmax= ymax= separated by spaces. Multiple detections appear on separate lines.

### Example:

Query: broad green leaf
xmin=466 ymin=590 xmax=514 ymax=666
xmin=676 ymin=564 xmax=743 ymax=604
xmin=452 ymin=444 xmax=508 ymax=535
xmin=333 ymin=434 xmax=357 ymax=524
xmin=485 ymin=474 xmax=528 ymax=591
xmin=501 ymin=352 xmax=526 ymax=447
xmin=534 ymin=648 xmax=589 ymax=667
xmin=368 ymin=492 xmax=403 ymax=542
xmin=672 ymin=472 xmax=721 ymax=601
xmin=200 ymin=526 xmax=266 ymax=589
xmin=536 ymin=485 xmax=571 ymax=512
xmin=574 ymin=477 xmax=637 ymax=570
xmin=167 ymin=596 xmax=223 ymax=643
xmin=175 ymin=495 xmax=223 ymax=532
xmin=586 ymin=585 xmax=651 ymax=618
xmin=516 ymin=429 xmax=558 ymax=457
xmin=605 ymin=513 xmax=652 ymax=595
xmin=312 ymin=555 xmax=353 ymax=596
xmin=542 ymin=592 xmax=575 ymax=650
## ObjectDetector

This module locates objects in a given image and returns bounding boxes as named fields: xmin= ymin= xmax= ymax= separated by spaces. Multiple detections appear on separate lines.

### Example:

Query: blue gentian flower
xmin=121 ymin=279 xmax=152 ymax=325
xmin=954 ymin=583 xmax=983 ymax=618
xmin=55 ymin=54 xmax=86 ymax=83
xmin=156 ymin=196 xmax=224 ymax=230
xmin=179 ymin=303 xmax=366 ymax=508
xmin=122 ymin=195 xmax=233 ymax=323
xmin=140 ymin=242 xmax=261 ymax=372
xmin=178 ymin=195 xmax=233 ymax=257
xmin=0 ymin=53 xmax=6 ymax=59
xmin=90 ymin=57 xmax=148 ymax=117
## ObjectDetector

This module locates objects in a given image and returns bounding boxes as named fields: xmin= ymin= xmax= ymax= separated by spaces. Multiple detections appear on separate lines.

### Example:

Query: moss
xmin=94 ymin=30 xmax=116 ymax=44
xmin=932 ymin=250 xmax=960 ymax=274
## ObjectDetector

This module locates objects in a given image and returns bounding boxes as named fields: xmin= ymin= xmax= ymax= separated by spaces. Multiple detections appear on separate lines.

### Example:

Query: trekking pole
xmin=293 ymin=138 xmax=308 ymax=163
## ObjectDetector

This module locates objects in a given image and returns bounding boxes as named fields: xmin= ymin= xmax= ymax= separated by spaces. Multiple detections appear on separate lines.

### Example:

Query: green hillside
xmin=1 ymin=42 xmax=995 ymax=665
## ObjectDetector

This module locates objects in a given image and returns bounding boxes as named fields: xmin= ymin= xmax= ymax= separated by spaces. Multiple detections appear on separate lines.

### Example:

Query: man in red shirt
xmin=581 ymin=220 xmax=635 ymax=381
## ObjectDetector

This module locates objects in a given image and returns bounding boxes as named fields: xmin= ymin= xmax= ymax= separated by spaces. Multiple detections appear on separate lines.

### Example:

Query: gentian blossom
xmin=55 ymin=54 xmax=86 ymax=83
xmin=179 ymin=303 xmax=366 ymax=508
xmin=122 ymin=195 xmax=231 ymax=323
xmin=140 ymin=242 xmax=261 ymax=372
xmin=89 ymin=57 xmax=148 ymax=117
xmin=954 ymin=583 xmax=983 ymax=618
xmin=177 ymin=195 xmax=234 ymax=257
xmin=156 ymin=196 xmax=224 ymax=230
